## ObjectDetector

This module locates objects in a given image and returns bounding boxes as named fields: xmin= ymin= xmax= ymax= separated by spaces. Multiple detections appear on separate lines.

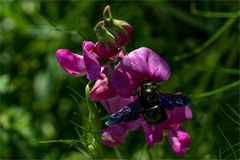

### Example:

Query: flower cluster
xmin=56 ymin=6 xmax=192 ymax=156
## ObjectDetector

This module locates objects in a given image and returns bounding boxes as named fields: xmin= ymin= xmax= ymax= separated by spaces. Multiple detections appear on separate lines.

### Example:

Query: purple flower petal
xmin=100 ymin=95 xmax=137 ymax=114
xmin=168 ymin=126 xmax=191 ymax=156
xmin=90 ymin=65 xmax=117 ymax=101
xmin=141 ymin=119 xmax=164 ymax=147
xmin=82 ymin=41 xmax=101 ymax=80
xmin=101 ymin=125 xmax=128 ymax=147
xmin=56 ymin=49 xmax=87 ymax=76
xmin=111 ymin=47 xmax=171 ymax=97
xmin=141 ymin=120 xmax=155 ymax=147
xmin=122 ymin=47 xmax=171 ymax=81
xmin=110 ymin=64 xmax=141 ymax=98
xmin=123 ymin=119 xmax=141 ymax=131
xmin=167 ymin=105 xmax=192 ymax=125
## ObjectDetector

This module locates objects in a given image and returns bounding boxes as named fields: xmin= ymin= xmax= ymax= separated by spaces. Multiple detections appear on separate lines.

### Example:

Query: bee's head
xmin=141 ymin=80 xmax=157 ymax=92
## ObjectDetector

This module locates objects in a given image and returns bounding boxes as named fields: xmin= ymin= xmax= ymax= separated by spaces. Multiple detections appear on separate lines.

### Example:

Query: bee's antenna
xmin=153 ymin=67 xmax=160 ymax=78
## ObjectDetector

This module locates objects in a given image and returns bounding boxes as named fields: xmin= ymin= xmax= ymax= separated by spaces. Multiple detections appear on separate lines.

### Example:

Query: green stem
xmin=121 ymin=46 xmax=128 ymax=55
xmin=85 ymin=81 xmax=103 ymax=158
xmin=173 ymin=11 xmax=239 ymax=61
xmin=103 ymin=5 xmax=113 ymax=21
xmin=193 ymin=80 xmax=240 ymax=98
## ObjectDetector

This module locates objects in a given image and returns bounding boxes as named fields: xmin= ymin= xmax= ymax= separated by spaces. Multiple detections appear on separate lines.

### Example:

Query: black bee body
xmin=140 ymin=81 xmax=167 ymax=124
xmin=105 ymin=81 xmax=190 ymax=126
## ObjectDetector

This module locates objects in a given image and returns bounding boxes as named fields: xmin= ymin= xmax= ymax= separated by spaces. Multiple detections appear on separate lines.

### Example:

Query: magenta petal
xmin=94 ymin=41 xmax=119 ymax=59
xmin=141 ymin=120 xmax=155 ymax=147
xmin=124 ymin=119 xmax=141 ymax=131
xmin=118 ymin=51 xmax=125 ymax=58
xmin=101 ymin=125 xmax=128 ymax=147
xmin=122 ymin=47 xmax=171 ymax=82
xmin=100 ymin=95 xmax=137 ymax=114
xmin=167 ymin=105 xmax=192 ymax=124
xmin=56 ymin=49 xmax=87 ymax=76
xmin=141 ymin=119 xmax=164 ymax=147
xmin=154 ymin=124 xmax=164 ymax=143
xmin=90 ymin=66 xmax=117 ymax=101
xmin=168 ymin=126 xmax=191 ymax=156
xmin=110 ymin=63 xmax=141 ymax=97
xmin=82 ymin=41 xmax=101 ymax=80
xmin=111 ymin=47 xmax=171 ymax=97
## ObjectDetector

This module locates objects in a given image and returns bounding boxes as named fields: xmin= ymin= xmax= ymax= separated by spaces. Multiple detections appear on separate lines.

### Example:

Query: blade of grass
xmin=193 ymin=80 xmax=240 ymax=98
xmin=222 ymin=142 xmax=240 ymax=154
xmin=219 ymin=147 xmax=222 ymax=160
xmin=222 ymin=102 xmax=240 ymax=119
xmin=190 ymin=2 xmax=239 ymax=18
xmin=74 ymin=127 xmax=87 ymax=147
xmin=67 ymin=86 xmax=85 ymax=99
xmin=218 ymin=105 xmax=240 ymax=126
xmin=173 ymin=11 xmax=240 ymax=61
xmin=225 ymin=148 xmax=240 ymax=159
xmin=39 ymin=139 xmax=81 ymax=144
xmin=217 ymin=126 xmax=237 ymax=159
xmin=195 ymin=65 xmax=240 ymax=75
xmin=75 ymin=146 xmax=91 ymax=159
xmin=114 ymin=147 xmax=124 ymax=160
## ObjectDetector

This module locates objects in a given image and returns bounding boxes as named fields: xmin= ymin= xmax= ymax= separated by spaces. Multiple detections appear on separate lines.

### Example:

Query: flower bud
xmin=93 ymin=6 xmax=132 ymax=59
xmin=94 ymin=21 xmax=119 ymax=59
xmin=102 ymin=5 xmax=132 ymax=47
xmin=104 ymin=19 xmax=132 ymax=47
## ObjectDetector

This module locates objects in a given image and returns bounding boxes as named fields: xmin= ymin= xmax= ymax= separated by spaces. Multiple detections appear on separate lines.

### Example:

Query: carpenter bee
xmin=106 ymin=81 xmax=191 ymax=126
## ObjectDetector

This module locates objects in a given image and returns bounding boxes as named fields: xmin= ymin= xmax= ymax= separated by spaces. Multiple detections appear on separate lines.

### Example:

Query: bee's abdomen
xmin=143 ymin=105 xmax=167 ymax=124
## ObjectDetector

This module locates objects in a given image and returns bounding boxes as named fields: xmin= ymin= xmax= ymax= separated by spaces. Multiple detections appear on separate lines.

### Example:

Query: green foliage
xmin=0 ymin=1 xmax=239 ymax=159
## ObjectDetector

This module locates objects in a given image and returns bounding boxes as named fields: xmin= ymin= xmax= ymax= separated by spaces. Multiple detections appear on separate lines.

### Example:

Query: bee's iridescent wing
xmin=105 ymin=99 xmax=141 ymax=126
xmin=158 ymin=93 xmax=190 ymax=110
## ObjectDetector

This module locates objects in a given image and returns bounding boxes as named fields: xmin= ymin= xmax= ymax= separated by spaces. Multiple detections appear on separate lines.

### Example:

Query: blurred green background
xmin=0 ymin=1 xmax=239 ymax=159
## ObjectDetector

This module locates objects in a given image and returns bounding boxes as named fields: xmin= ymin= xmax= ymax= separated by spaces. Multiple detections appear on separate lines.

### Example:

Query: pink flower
xmin=56 ymin=41 xmax=101 ymax=80
xmin=101 ymin=47 xmax=191 ymax=155
xmin=110 ymin=47 xmax=171 ymax=98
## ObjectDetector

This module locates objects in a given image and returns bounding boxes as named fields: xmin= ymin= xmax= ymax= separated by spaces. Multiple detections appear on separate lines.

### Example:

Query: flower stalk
xmin=85 ymin=81 xmax=103 ymax=158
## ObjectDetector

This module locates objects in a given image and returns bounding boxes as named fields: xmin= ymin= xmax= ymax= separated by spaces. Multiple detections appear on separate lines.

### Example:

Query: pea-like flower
xmin=100 ymin=47 xmax=192 ymax=155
